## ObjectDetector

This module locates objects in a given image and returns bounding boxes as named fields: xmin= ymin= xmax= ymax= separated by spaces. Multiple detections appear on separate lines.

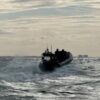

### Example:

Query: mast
xmin=46 ymin=44 xmax=49 ymax=50
xmin=51 ymin=45 xmax=52 ymax=53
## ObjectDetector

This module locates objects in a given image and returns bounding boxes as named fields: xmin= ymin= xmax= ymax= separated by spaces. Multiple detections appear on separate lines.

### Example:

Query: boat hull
xmin=59 ymin=53 xmax=73 ymax=67
xmin=39 ymin=62 xmax=56 ymax=72
xmin=39 ymin=53 xmax=73 ymax=72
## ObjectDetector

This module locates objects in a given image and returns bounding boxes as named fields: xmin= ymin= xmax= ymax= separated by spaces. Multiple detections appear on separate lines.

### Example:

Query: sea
xmin=0 ymin=56 xmax=100 ymax=100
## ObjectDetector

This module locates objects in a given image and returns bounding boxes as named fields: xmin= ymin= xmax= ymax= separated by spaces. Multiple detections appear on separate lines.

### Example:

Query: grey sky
xmin=0 ymin=0 xmax=100 ymax=56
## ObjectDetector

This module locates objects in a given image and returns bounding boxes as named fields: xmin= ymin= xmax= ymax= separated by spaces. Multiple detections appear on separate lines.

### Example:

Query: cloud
xmin=0 ymin=15 xmax=100 ymax=56
xmin=0 ymin=4 xmax=96 ymax=21
xmin=0 ymin=30 xmax=12 ymax=34
xmin=0 ymin=0 xmax=100 ymax=56
xmin=12 ymin=0 xmax=33 ymax=3
xmin=0 ymin=0 xmax=100 ymax=14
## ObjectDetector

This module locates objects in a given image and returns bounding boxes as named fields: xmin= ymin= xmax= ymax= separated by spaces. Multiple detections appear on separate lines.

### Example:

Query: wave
xmin=0 ymin=56 xmax=100 ymax=100
xmin=0 ymin=56 xmax=99 ymax=82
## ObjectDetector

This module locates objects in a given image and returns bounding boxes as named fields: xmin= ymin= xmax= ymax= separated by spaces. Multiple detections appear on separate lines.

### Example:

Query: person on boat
xmin=42 ymin=48 xmax=54 ymax=62
xmin=55 ymin=49 xmax=63 ymax=62
xmin=61 ymin=49 xmax=71 ymax=60
xmin=45 ymin=48 xmax=49 ymax=53
xmin=59 ymin=49 xmax=65 ymax=61
xmin=55 ymin=49 xmax=59 ymax=55
xmin=55 ymin=49 xmax=60 ymax=58
xmin=43 ymin=48 xmax=50 ymax=56
xmin=61 ymin=49 xmax=67 ymax=55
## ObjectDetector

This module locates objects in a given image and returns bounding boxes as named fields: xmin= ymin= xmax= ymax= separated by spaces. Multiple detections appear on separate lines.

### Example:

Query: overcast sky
xmin=0 ymin=0 xmax=100 ymax=56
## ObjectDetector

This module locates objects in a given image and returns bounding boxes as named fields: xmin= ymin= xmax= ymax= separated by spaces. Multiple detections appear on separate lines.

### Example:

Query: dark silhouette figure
xmin=55 ymin=49 xmax=70 ymax=62
xmin=45 ymin=48 xmax=49 ymax=53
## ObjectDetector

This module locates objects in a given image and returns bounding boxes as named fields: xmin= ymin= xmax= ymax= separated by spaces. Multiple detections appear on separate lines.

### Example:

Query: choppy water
xmin=0 ymin=56 xmax=100 ymax=100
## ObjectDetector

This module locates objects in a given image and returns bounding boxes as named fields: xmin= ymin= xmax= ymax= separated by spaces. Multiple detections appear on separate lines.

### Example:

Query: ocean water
xmin=0 ymin=56 xmax=100 ymax=100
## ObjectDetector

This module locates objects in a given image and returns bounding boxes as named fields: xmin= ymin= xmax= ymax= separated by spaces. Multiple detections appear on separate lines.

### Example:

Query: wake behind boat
xmin=39 ymin=48 xmax=73 ymax=72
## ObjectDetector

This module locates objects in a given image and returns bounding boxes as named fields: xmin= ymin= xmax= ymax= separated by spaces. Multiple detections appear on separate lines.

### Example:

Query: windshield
xmin=44 ymin=56 xmax=51 ymax=61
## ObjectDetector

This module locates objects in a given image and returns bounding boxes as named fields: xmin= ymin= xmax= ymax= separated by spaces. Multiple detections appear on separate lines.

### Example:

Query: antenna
xmin=46 ymin=43 xmax=48 ymax=50
xmin=51 ymin=45 xmax=52 ymax=53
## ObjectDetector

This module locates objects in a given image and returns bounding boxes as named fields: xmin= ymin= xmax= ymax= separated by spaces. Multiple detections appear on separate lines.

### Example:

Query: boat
xmin=39 ymin=48 xmax=73 ymax=72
